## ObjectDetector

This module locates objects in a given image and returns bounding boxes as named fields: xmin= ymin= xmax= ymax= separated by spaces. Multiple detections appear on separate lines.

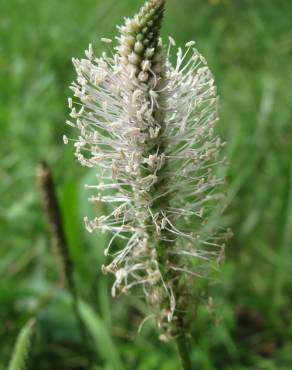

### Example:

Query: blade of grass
xmin=8 ymin=319 xmax=36 ymax=370
xmin=78 ymin=300 xmax=125 ymax=370
xmin=272 ymin=152 xmax=292 ymax=308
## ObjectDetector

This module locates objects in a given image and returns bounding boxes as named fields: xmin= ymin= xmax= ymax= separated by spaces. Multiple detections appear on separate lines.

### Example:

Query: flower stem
xmin=176 ymin=333 xmax=193 ymax=370
xmin=36 ymin=161 xmax=95 ymax=366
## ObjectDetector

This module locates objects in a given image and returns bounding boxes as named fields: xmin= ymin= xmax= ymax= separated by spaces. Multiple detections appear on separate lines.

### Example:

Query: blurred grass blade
xmin=78 ymin=300 xmax=125 ymax=370
xmin=273 ymin=152 xmax=292 ymax=307
xmin=8 ymin=319 xmax=36 ymax=370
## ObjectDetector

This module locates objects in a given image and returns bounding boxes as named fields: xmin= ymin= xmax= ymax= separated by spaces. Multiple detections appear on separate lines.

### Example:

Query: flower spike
xmin=66 ymin=0 xmax=230 ymax=339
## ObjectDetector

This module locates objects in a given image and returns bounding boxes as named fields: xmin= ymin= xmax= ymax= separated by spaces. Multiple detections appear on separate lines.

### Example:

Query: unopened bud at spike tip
xmin=118 ymin=0 xmax=166 ymax=80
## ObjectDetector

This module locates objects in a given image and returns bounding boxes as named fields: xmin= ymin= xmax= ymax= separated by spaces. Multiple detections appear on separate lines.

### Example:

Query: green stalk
xmin=36 ymin=161 xmax=94 ymax=365
xmin=176 ymin=334 xmax=193 ymax=370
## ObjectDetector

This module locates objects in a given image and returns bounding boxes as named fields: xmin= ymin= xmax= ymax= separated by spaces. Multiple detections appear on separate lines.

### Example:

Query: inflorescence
xmin=65 ymin=0 xmax=230 ymax=339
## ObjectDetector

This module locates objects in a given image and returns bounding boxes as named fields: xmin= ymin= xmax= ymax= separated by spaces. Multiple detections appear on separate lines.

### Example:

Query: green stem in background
xmin=36 ymin=161 xmax=93 ymax=365
xmin=176 ymin=334 xmax=193 ymax=370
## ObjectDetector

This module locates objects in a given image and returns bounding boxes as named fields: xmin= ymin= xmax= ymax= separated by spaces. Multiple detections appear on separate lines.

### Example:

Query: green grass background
xmin=1 ymin=0 xmax=292 ymax=369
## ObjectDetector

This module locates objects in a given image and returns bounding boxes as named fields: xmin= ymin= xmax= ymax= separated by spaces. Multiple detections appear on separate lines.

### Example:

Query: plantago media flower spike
xmin=66 ymin=0 xmax=230 ymax=339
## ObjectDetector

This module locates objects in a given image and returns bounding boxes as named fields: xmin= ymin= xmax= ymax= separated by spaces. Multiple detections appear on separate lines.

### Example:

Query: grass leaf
xmin=78 ymin=300 xmax=125 ymax=370
xmin=8 ymin=319 xmax=36 ymax=370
